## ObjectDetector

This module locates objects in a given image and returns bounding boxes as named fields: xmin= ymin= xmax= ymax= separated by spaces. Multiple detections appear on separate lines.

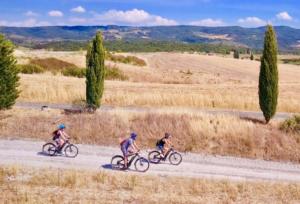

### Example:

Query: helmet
xmin=58 ymin=124 xmax=66 ymax=130
xmin=130 ymin=132 xmax=137 ymax=140
xmin=165 ymin=132 xmax=171 ymax=138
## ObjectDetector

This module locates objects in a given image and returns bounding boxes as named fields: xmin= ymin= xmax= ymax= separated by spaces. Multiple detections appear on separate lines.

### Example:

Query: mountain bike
xmin=42 ymin=139 xmax=79 ymax=158
xmin=148 ymin=147 xmax=182 ymax=165
xmin=111 ymin=151 xmax=150 ymax=172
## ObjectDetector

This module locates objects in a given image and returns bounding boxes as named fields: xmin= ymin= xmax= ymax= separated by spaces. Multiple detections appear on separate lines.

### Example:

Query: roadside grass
xmin=19 ymin=74 xmax=300 ymax=113
xmin=1 ymin=165 xmax=300 ymax=204
xmin=280 ymin=115 xmax=300 ymax=134
xmin=1 ymin=108 xmax=300 ymax=163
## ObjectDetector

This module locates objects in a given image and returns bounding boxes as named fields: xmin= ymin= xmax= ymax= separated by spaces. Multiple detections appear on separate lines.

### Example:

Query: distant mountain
xmin=0 ymin=25 xmax=300 ymax=51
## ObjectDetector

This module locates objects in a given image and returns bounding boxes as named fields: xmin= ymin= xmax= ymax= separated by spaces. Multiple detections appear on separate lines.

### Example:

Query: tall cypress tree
xmin=86 ymin=32 xmax=105 ymax=108
xmin=259 ymin=25 xmax=278 ymax=123
xmin=0 ymin=34 xmax=20 ymax=110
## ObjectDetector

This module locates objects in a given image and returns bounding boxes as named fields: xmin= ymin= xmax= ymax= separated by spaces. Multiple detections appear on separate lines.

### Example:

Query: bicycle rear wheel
xmin=64 ymin=144 xmax=79 ymax=158
xmin=42 ymin=143 xmax=56 ymax=156
xmin=134 ymin=157 xmax=150 ymax=172
xmin=148 ymin=150 xmax=161 ymax=164
xmin=111 ymin=155 xmax=125 ymax=170
xmin=169 ymin=152 xmax=182 ymax=165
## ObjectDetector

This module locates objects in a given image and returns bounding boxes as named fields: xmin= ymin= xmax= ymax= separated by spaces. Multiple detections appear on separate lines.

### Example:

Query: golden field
xmin=1 ymin=165 xmax=300 ymax=204
xmin=15 ymin=50 xmax=300 ymax=112
xmin=1 ymin=108 xmax=300 ymax=163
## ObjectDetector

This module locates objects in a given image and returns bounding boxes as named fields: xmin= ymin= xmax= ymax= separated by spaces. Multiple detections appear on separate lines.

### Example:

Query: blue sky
xmin=0 ymin=0 xmax=299 ymax=27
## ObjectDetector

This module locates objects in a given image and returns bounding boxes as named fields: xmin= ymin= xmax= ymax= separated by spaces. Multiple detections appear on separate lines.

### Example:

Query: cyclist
xmin=120 ymin=132 xmax=139 ymax=169
xmin=52 ymin=124 xmax=70 ymax=153
xmin=156 ymin=133 xmax=173 ymax=158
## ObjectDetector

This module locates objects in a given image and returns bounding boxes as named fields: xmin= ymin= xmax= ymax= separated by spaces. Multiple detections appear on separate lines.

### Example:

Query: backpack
xmin=156 ymin=139 xmax=164 ymax=147
xmin=52 ymin=130 xmax=60 ymax=140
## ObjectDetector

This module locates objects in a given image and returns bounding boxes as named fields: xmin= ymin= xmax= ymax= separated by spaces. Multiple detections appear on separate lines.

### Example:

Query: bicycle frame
xmin=126 ymin=153 xmax=139 ymax=167
xmin=161 ymin=148 xmax=174 ymax=160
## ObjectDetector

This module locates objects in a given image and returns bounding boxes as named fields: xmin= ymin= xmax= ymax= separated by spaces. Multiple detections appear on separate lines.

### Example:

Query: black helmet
xmin=165 ymin=132 xmax=171 ymax=138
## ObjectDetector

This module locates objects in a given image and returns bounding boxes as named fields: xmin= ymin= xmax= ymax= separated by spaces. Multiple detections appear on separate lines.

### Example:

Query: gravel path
xmin=1 ymin=139 xmax=300 ymax=182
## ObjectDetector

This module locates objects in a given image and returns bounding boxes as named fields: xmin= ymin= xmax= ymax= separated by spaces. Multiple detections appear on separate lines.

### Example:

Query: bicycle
xmin=148 ymin=147 xmax=182 ymax=165
xmin=111 ymin=151 xmax=150 ymax=172
xmin=42 ymin=139 xmax=79 ymax=158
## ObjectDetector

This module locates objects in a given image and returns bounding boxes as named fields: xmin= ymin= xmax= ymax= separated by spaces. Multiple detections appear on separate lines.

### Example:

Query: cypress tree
xmin=250 ymin=53 xmax=254 ymax=60
xmin=86 ymin=32 xmax=105 ymax=108
xmin=259 ymin=25 xmax=278 ymax=123
xmin=233 ymin=50 xmax=239 ymax=59
xmin=0 ymin=34 xmax=20 ymax=110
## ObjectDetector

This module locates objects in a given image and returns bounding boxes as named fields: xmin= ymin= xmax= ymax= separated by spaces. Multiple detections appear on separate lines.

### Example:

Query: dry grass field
xmin=1 ymin=165 xmax=300 ymax=204
xmin=1 ymin=108 xmax=300 ymax=163
xmin=15 ymin=50 xmax=300 ymax=112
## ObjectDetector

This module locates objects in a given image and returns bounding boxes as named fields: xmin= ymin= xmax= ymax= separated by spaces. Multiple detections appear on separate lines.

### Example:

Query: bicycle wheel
xmin=42 ymin=143 xmax=56 ymax=156
xmin=64 ymin=144 xmax=79 ymax=158
xmin=169 ymin=152 xmax=182 ymax=165
xmin=111 ymin=155 xmax=125 ymax=170
xmin=148 ymin=151 xmax=161 ymax=164
xmin=134 ymin=157 xmax=150 ymax=172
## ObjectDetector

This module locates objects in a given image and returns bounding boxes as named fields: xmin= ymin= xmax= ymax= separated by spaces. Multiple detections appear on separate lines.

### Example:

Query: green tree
xmin=0 ymin=34 xmax=20 ymax=110
xmin=259 ymin=25 xmax=278 ymax=123
xmin=250 ymin=53 xmax=254 ymax=60
xmin=233 ymin=50 xmax=239 ymax=59
xmin=86 ymin=32 xmax=105 ymax=108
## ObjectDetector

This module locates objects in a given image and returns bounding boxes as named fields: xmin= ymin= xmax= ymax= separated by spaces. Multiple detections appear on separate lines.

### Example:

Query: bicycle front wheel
xmin=134 ymin=157 xmax=150 ymax=172
xmin=64 ymin=144 xmax=79 ymax=158
xmin=111 ymin=155 xmax=125 ymax=170
xmin=169 ymin=152 xmax=182 ymax=165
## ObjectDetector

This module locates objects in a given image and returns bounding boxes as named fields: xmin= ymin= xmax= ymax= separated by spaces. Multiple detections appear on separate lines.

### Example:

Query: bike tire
xmin=111 ymin=155 xmax=125 ymax=170
xmin=148 ymin=150 xmax=161 ymax=164
xmin=169 ymin=152 xmax=182 ymax=165
xmin=134 ymin=157 xmax=150 ymax=172
xmin=42 ymin=143 xmax=56 ymax=156
xmin=64 ymin=144 xmax=79 ymax=158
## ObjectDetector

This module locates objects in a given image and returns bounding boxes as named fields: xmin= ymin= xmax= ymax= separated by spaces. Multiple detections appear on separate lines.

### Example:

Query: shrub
xmin=106 ymin=53 xmax=146 ymax=66
xmin=30 ymin=58 xmax=78 ymax=73
xmin=280 ymin=115 xmax=300 ymax=134
xmin=105 ymin=65 xmax=128 ymax=81
xmin=18 ymin=64 xmax=45 ymax=74
xmin=62 ymin=67 xmax=86 ymax=78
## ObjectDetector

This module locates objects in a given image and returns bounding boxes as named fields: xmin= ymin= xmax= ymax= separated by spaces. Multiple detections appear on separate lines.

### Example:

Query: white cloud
xmin=25 ymin=11 xmax=38 ymax=17
xmin=276 ymin=12 xmax=292 ymax=21
xmin=238 ymin=17 xmax=267 ymax=27
xmin=0 ymin=18 xmax=51 ymax=27
xmin=71 ymin=6 xmax=86 ymax=13
xmin=93 ymin=9 xmax=178 ymax=26
xmin=48 ymin=10 xmax=64 ymax=17
xmin=189 ymin=18 xmax=225 ymax=26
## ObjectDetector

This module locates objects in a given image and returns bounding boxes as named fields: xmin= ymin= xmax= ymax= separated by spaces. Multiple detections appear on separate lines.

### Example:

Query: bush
xmin=280 ymin=115 xmax=300 ymax=134
xmin=106 ymin=53 xmax=146 ymax=66
xmin=105 ymin=65 xmax=128 ymax=81
xmin=29 ymin=58 xmax=78 ymax=73
xmin=62 ymin=67 xmax=86 ymax=78
xmin=18 ymin=64 xmax=45 ymax=74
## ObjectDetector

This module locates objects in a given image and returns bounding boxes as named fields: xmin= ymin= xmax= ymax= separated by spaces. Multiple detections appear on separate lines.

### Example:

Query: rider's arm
xmin=60 ymin=131 xmax=70 ymax=140
xmin=132 ymin=141 xmax=140 ymax=151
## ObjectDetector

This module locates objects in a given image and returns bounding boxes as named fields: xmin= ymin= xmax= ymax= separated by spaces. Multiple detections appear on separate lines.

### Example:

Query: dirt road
xmin=1 ymin=139 xmax=300 ymax=182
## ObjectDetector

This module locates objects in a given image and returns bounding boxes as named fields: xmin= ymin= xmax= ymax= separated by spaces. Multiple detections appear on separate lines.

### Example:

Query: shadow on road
xmin=240 ymin=116 xmax=265 ymax=124
xmin=37 ymin=151 xmax=50 ymax=157
xmin=101 ymin=164 xmax=113 ymax=170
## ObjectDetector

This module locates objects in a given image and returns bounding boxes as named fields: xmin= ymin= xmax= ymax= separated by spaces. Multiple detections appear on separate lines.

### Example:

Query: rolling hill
xmin=1 ymin=25 xmax=300 ymax=51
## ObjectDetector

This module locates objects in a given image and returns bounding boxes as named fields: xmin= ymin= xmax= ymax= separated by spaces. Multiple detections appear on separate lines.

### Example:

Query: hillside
xmin=1 ymin=25 xmax=300 ymax=51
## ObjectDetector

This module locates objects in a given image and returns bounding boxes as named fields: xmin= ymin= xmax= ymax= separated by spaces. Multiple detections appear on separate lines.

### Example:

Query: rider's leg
xmin=121 ymin=146 xmax=128 ymax=169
